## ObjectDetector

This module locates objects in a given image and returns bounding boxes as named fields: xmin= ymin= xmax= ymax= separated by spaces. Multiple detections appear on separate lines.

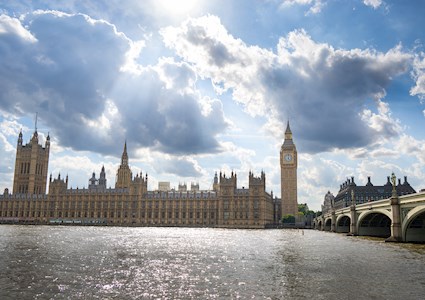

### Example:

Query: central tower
xmin=280 ymin=121 xmax=298 ymax=217
xmin=115 ymin=141 xmax=132 ymax=189
xmin=13 ymin=129 xmax=50 ymax=195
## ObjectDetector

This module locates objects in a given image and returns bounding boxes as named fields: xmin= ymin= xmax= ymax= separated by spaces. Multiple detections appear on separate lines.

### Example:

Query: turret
xmin=89 ymin=172 xmax=97 ymax=189
xmin=212 ymin=172 xmax=219 ymax=192
xmin=219 ymin=171 xmax=237 ymax=190
xmin=30 ymin=130 xmax=38 ymax=144
xmin=45 ymin=133 xmax=50 ymax=148
xmin=48 ymin=173 xmax=68 ymax=194
xmin=18 ymin=130 xmax=23 ymax=146
xmin=98 ymin=165 xmax=107 ymax=188
xmin=249 ymin=171 xmax=266 ymax=191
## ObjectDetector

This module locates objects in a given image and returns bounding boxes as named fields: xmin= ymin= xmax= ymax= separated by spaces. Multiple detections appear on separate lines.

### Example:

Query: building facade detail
xmin=280 ymin=121 xmax=298 ymax=216
xmin=1 ymin=131 xmax=277 ymax=228
xmin=12 ymin=130 xmax=50 ymax=195
xmin=329 ymin=176 xmax=416 ymax=210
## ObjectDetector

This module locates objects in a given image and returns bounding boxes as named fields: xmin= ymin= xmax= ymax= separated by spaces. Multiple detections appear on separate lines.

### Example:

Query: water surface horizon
xmin=0 ymin=225 xmax=424 ymax=299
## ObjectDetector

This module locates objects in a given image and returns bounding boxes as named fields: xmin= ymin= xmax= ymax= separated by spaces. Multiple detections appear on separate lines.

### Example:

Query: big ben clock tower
xmin=280 ymin=121 xmax=298 ymax=217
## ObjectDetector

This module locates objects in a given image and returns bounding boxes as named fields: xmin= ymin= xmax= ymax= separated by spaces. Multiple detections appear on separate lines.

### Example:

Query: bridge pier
xmin=331 ymin=210 xmax=336 ymax=232
xmin=385 ymin=194 xmax=402 ymax=242
xmin=348 ymin=204 xmax=357 ymax=236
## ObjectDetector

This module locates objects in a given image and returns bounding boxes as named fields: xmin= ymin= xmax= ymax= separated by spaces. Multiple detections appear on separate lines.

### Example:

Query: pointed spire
xmin=35 ymin=112 xmax=38 ymax=132
xmin=18 ymin=129 xmax=23 ymax=146
xmin=282 ymin=120 xmax=296 ymax=149
xmin=121 ymin=140 xmax=128 ymax=166
xmin=285 ymin=121 xmax=292 ymax=140
xmin=31 ymin=114 xmax=39 ymax=144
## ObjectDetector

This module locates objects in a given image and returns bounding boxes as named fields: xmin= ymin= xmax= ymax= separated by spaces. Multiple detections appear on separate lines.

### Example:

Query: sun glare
xmin=155 ymin=0 xmax=198 ymax=16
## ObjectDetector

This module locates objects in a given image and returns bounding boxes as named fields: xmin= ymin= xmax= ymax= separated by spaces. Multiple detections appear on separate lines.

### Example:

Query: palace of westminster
xmin=0 ymin=123 xmax=299 ymax=228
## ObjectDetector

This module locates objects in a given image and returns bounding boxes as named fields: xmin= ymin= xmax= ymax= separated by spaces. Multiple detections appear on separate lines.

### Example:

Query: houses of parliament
xmin=0 ymin=123 xmax=299 ymax=228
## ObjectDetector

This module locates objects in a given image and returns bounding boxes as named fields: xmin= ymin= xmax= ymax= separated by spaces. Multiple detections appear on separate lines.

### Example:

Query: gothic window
xmin=224 ymin=200 xmax=229 ymax=209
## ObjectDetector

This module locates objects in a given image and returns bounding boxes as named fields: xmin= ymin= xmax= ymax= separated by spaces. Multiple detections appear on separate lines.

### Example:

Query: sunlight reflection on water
xmin=0 ymin=226 xmax=424 ymax=299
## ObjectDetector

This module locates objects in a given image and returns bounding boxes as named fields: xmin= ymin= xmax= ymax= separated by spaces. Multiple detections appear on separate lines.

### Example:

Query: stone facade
xmin=327 ymin=176 xmax=416 ymax=210
xmin=0 ymin=130 xmax=280 ymax=228
xmin=13 ymin=130 xmax=50 ymax=195
xmin=280 ymin=121 xmax=298 ymax=216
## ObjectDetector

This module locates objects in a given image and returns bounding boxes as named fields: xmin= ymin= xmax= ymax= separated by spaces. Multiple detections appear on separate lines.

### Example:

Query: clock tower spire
xmin=280 ymin=121 xmax=298 ymax=218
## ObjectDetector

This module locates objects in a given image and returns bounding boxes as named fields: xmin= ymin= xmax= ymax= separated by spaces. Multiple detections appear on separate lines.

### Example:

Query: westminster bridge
xmin=313 ymin=190 xmax=425 ymax=243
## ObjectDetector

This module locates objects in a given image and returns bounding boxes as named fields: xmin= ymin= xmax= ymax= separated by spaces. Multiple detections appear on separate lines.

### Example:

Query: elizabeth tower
xmin=280 ymin=121 xmax=298 ymax=217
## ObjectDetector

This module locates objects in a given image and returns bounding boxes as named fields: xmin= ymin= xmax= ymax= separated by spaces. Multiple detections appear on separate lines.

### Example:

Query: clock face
xmin=285 ymin=154 xmax=292 ymax=162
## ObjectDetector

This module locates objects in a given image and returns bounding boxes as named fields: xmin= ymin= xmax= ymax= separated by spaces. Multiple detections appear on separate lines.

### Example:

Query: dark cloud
xmin=0 ymin=11 xmax=229 ymax=157
xmin=161 ymin=18 xmax=412 ymax=153
xmin=152 ymin=157 xmax=202 ymax=178
xmin=112 ymin=69 xmax=228 ymax=155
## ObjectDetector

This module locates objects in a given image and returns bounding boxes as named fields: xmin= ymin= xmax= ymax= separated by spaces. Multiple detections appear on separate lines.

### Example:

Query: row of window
xmin=1 ymin=210 xmax=216 ymax=220
xmin=0 ymin=200 xmax=218 ymax=210
xmin=19 ymin=162 xmax=44 ymax=175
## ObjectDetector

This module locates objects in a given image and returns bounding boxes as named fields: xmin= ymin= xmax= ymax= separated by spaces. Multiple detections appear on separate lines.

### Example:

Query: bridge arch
xmin=336 ymin=214 xmax=350 ymax=233
xmin=324 ymin=218 xmax=332 ymax=231
xmin=317 ymin=219 xmax=323 ymax=231
xmin=357 ymin=210 xmax=392 ymax=238
xmin=402 ymin=206 xmax=425 ymax=243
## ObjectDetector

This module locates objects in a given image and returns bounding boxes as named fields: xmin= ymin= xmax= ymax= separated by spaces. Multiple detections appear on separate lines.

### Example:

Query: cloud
xmin=0 ymin=14 xmax=37 ymax=42
xmin=161 ymin=16 xmax=412 ymax=153
xmin=361 ymin=99 xmax=402 ymax=138
xmin=152 ymin=156 xmax=203 ymax=178
xmin=0 ymin=115 xmax=27 ymax=189
xmin=410 ymin=54 xmax=425 ymax=102
xmin=363 ymin=0 xmax=383 ymax=9
xmin=0 ymin=11 xmax=229 ymax=158
xmin=280 ymin=0 xmax=325 ymax=15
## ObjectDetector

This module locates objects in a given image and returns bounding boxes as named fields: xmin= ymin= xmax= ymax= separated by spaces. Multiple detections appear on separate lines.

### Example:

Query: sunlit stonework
xmin=0 ymin=128 xmax=292 ymax=228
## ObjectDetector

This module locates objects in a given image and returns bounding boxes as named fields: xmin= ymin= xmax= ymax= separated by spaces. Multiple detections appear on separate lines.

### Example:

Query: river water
xmin=0 ymin=226 xmax=424 ymax=299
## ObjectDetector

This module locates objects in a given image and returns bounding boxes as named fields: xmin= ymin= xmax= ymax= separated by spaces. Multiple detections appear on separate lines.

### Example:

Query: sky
xmin=1 ymin=0 xmax=425 ymax=211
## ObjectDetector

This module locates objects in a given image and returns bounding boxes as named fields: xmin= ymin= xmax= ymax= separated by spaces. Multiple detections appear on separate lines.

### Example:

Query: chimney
xmin=404 ymin=176 xmax=407 ymax=184
xmin=366 ymin=176 xmax=373 ymax=186
xmin=398 ymin=178 xmax=401 ymax=186
xmin=351 ymin=176 xmax=355 ymax=184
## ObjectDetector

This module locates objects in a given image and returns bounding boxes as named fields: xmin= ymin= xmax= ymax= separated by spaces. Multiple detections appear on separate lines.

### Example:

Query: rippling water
xmin=0 ymin=226 xmax=424 ymax=299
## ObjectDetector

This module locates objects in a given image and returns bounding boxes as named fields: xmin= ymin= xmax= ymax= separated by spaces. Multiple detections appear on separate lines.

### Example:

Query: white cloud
xmin=280 ymin=0 xmax=325 ymax=15
xmin=0 ymin=14 xmax=37 ymax=42
xmin=361 ymin=99 xmax=402 ymax=138
xmin=0 ymin=11 xmax=229 ymax=158
xmin=410 ymin=54 xmax=425 ymax=102
xmin=161 ymin=17 xmax=412 ymax=153
xmin=363 ymin=0 xmax=383 ymax=9
xmin=394 ymin=134 xmax=425 ymax=165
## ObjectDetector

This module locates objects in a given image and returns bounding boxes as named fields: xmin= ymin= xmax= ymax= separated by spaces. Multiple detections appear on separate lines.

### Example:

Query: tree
xmin=282 ymin=214 xmax=295 ymax=224
xmin=298 ymin=203 xmax=315 ymax=217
